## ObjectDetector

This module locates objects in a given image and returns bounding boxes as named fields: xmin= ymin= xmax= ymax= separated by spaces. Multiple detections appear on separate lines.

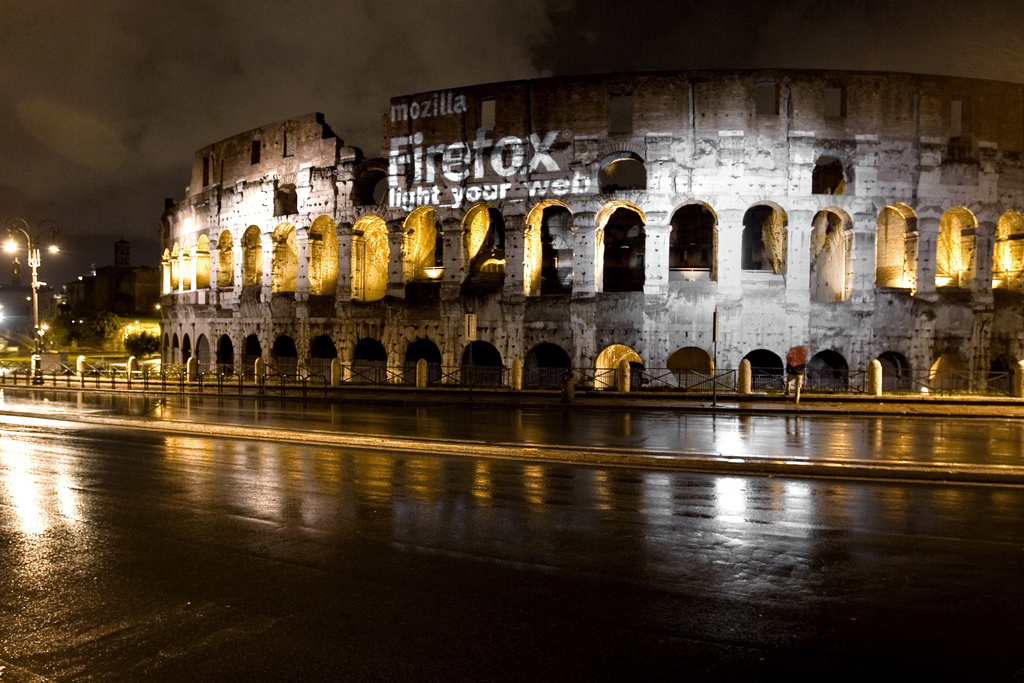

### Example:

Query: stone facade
xmin=159 ymin=71 xmax=1024 ymax=387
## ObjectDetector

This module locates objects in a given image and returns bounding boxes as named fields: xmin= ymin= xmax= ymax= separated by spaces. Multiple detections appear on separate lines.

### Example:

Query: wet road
xmin=4 ymin=389 xmax=1024 ymax=471
xmin=1 ymin=398 xmax=1023 ymax=680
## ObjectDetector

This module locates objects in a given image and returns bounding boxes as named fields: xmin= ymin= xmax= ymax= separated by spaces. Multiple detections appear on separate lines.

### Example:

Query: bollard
xmin=77 ymin=355 xmax=87 ymax=379
xmin=254 ymin=357 xmax=265 ymax=381
xmin=1015 ymin=360 xmax=1024 ymax=398
xmin=127 ymin=356 xmax=138 ymax=387
xmin=560 ymin=371 xmax=575 ymax=404
xmin=738 ymin=359 xmax=752 ymax=395
xmin=617 ymin=359 xmax=631 ymax=393
xmin=869 ymin=358 xmax=883 ymax=397
xmin=416 ymin=358 xmax=428 ymax=389
xmin=186 ymin=357 xmax=198 ymax=382
xmin=330 ymin=358 xmax=342 ymax=387
xmin=511 ymin=359 xmax=523 ymax=391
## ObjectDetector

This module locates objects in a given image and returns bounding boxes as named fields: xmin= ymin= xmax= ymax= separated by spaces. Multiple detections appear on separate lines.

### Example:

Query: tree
xmin=124 ymin=331 xmax=161 ymax=358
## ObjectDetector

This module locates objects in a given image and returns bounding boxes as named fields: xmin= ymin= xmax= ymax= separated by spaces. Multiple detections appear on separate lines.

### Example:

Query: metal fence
xmin=0 ymin=360 xmax=1018 ymax=398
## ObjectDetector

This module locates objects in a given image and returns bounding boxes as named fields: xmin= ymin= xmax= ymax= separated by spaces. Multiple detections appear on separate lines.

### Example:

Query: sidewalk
xmin=4 ymin=379 xmax=1024 ymax=418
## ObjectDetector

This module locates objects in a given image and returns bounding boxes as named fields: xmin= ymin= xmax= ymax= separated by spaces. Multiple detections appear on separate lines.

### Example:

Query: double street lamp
xmin=4 ymin=218 xmax=59 ymax=383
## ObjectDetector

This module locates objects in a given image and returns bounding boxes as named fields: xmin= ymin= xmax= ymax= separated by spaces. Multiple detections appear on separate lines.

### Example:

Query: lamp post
xmin=4 ymin=218 xmax=59 ymax=384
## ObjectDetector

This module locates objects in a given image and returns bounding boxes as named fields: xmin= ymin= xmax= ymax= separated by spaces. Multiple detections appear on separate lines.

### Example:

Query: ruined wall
xmin=161 ymin=70 xmax=1024 ymax=382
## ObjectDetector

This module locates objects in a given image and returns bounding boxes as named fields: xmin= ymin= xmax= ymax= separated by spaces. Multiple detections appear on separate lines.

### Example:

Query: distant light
xmin=48 ymin=245 xmax=60 ymax=254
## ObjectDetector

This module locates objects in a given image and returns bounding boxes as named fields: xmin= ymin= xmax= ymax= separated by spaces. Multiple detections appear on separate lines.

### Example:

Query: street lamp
xmin=4 ymin=218 xmax=59 ymax=384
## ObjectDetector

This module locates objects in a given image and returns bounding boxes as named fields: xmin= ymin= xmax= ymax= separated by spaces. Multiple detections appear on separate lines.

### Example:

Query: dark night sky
xmin=2 ymin=0 xmax=1023 ymax=286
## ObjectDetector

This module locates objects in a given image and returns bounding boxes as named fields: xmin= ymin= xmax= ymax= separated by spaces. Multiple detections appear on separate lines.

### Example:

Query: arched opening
xmin=404 ymin=337 xmax=442 ymax=385
xmin=216 ymin=335 xmax=234 ymax=375
xmin=180 ymin=240 xmax=193 ymax=291
xmin=464 ymin=206 xmax=506 ymax=290
xmin=351 ymin=163 xmax=389 ymax=206
xmin=993 ymin=211 xmax=1024 ymax=290
xmin=181 ymin=334 xmax=192 ymax=364
xmin=216 ymin=231 xmax=234 ymax=288
xmin=670 ymin=203 xmax=717 ymax=279
xmin=195 ymin=335 xmax=210 ymax=374
xmin=353 ymin=338 xmax=388 ymax=384
xmin=524 ymin=342 xmax=572 ymax=388
xmin=811 ymin=156 xmax=846 ymax=195
xmin=742 ymin=349 xmax=784 ymax=390
xmin=741 ymin=204 xmax=787 ymax=273
xmin=351 ymin=216 xmax=389 ymax=302
xmin=929 ymin=353 xmax=966 ymax=393
xmin=526 ymin=202 xmax=574 ymax=296
xmin=877 ymin=351 xmax=911 ymax=392
xmin=163 ymin=333 xmax=170 ymax=363
xmin=460 ymin=341 xmax=503 ymax=386
xmin=171 ymin=333 xmax=180 ymax=365
xmin=595 ymin=344 xmax=643 ymax=390
xmin=308 ymin=216 xmax=338 ymax=296
xmin=810 ymin=209 xmax=852 ymax=302
xmin=271 ymin=223 xmax=298 ymax=293
xmin=404 ymin=207 xmax=442 ymax=281
xmin=988 ymin=354 xmax=1016 ymax=394
xmin=937 ymin=207 xmax=977 ymax=288
xmin=806 ymin=350 xmax=849 ymax=390
xmin=271 ymin=335 xmax=298 ymax=376
xmin=194 ymin=235 xmax=211 ymax=289
xmin=243 ymin=334 xmax=262 ymax=378
xmin=274 ymin=183 xmax=298 ymax=216
xmin=599 ymin=204 xmax=646 ymax=292
xmin=170 ymin=243 xmax=181 ymax=290
xmin=875 ymin=205 xmax=917 ymax=289
xmin=242 ymin=226 xmax=263 ymax=288
xmin=598 ymin=152 xmax=646 ymax=193
xmin=667 ymin=347 xmax=713 ymax=388
xmin=161 ymin=249 xmax=172 ymax=294
xmin=309 ymin=335 xmax=337 ymax=378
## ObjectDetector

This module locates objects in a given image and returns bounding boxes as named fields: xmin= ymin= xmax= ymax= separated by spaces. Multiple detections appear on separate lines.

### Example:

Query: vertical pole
xmin=712 ymin=309 xmax=719 ymax=407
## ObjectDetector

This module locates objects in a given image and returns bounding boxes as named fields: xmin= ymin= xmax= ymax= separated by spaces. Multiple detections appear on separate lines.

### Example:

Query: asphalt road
xmin=1 ymin=398 xmax=1023 ymax=680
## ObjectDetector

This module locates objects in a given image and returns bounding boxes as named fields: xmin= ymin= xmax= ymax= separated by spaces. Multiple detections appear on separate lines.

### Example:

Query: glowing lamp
xmin=48 ymin=245 xmax=60 ymax=254
xmin=3 ymin=240 xmax=16 ymax=253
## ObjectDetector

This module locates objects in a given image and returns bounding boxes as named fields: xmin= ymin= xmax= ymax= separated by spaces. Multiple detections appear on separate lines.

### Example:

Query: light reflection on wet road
xmin=4 ymin=390 xmax=1024 ymax=469
xmin=1 ymin=395 xmax=1023 ymax=679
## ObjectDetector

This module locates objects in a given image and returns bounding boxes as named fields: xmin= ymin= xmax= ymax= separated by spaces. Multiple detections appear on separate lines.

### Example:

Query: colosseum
xmin=159 ymin=69 xmax=1024 ymax=392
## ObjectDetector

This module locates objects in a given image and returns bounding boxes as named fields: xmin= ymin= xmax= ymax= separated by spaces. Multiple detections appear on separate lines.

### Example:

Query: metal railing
xmin=0 ymin=361 xmax=1019 ymax=399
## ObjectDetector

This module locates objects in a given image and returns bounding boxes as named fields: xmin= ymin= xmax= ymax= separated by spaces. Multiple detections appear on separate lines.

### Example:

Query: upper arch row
xmin=161 ymin=200 xmax=1024 ymax=300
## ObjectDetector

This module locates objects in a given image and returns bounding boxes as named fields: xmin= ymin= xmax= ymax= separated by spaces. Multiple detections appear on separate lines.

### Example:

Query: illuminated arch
xmin=463 ymin=205 xmax=505 ymax=288
xmin=404 ymin=207 xmax=442 ymax=281
xmin=526 ymin=201 xmax=573 ymax=296
xmin=308 ymin=215 xmax=338 ymax=296
xmin=241 ymin=226 xmax=263 ymax=287
xmin=929 ymin=352 xmax=966 ymax=392
xmin=597 ymin=201 xmax=646 ymax=292
xmin=993 ymin=211 xmax=1024 ymax=290
xmin=242 ymin=334 xmax=262 ymax=377
xmin=667 ymin=347 xmax=713 ymax=374
xmin=161 ymin=248 xmax=172 ymax=294
xmin=194 ymin=234 xmax=211 ymax=289
xmin=271 ymin=223 xmax=298 ymax=293
xmin=875 ymin=204 xmax=917 ymax=289
xmin=595 ymin=343 xmax=643 ymax=390
xmin=170 ymin=242 xmax=181 ymax=290
xmin=936 ymin=207 xmax=977 ymax=288
xmin=351 ymin=215 xmax=389 ymax=302
xmin=216 ymin=231 xmax=234 ymax=288
xmin=741 ymin=203 xmax=787 ymax=274
xmin=179 ymin=239 xmax=193 ymax=291
xmin=809 ymin=208 xmax=852 ymax=302
xmin=194 ymin=334 xmax=210 ymax=372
